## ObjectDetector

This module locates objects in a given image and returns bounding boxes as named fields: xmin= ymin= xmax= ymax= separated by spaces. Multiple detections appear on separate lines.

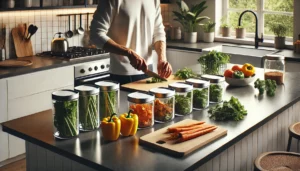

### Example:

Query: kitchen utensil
xmin=77 ymin=14 xmax=84 ymax=35
xmin=27 ymin=25 xmax=38 ymax=40
xmin=144 ymin=70 xmax=168 ymax=81
xmin=74 ymin=14 xmax=77 ymax=34
xmin=26 ymin=24 xmax=34 ymax=39
xmin=139 ymin=119 xmax=227 ymax=158
xmin=51 ymin=32 xmax=69 ymax=53
xmin=12 ymin=24 xmax=34 ymax=57
xmin=66 ymin=15 xmax=73 ymax=38
xmin=0 ymin=59 xmax=32 ymax=67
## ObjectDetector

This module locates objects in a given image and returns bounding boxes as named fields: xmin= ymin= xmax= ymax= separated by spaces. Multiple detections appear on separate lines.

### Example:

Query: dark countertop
xmin=3 ymin=69 xmax=300 ymax=171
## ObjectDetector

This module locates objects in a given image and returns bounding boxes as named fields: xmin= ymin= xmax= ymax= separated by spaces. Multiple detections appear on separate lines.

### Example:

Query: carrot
xmin=176 ymin=126 xmax=218 ymax=143
xmin=170 ymin=125 xmax=215 ymax=139
xmin=167 ymin=121 xmax=205 ymax=133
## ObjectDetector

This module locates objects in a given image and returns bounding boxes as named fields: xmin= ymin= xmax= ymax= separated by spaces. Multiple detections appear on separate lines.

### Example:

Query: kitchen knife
xmin=144 ymin=70 xmax=168 ymax=81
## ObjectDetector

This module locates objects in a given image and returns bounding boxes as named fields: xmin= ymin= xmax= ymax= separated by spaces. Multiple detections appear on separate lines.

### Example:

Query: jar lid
xmin=95 ymin=80 xmax=120 ymax=91
xmin=201 ymin=74 xmax=225 ymax=83
xmin=168 ymin=82 xmax=193 ymax=93
xmin=74 ymin=85 xmax=99 ymax=96
xmin=264 ymin=54 xmax=285 ymax=60
xmin=128 ymin=92 xmax=155 ymax=104
xmin=52 ymin=89 xmax=79 ymax=101
xmin=149 ymin=87 xmax=175 ymax=98
xmin=186 ymin=78 xmax=210 ymax=88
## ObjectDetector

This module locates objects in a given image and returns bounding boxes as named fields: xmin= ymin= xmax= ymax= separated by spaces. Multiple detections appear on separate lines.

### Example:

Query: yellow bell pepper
xmin=242 ymin=63 xmax=255 ymax=77
xmin=120 ymin=110 xmax=138 ymax=136
xmin=101 ymin=113 xmax=120 ymax=141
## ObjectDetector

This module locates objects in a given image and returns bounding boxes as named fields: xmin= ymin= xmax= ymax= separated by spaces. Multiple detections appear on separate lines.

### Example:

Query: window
xmin=223 ymin=0 xmax=293 ymax=39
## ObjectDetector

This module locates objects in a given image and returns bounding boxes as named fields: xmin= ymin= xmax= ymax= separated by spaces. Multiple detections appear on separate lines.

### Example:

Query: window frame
xmin=223 ymin=0 xmax=293 ymax=41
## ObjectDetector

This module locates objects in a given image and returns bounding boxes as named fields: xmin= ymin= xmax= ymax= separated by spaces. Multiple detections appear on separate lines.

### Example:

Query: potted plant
xmin=201 ymin=20 xmax=216 ymax=43
xmin=220 ymin=16 xmax=231 ymax=37
xmin=173 ymin=0 xmax=209 ymax=43
xmin=269 ymin=23 xmax=288 ymax=49
xmin=235 ymin=26 xmax=246 ymax=39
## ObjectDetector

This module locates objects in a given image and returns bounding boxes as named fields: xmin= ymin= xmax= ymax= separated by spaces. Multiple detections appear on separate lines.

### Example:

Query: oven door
xmin=75 ymin=73 xmax=111 ymax=86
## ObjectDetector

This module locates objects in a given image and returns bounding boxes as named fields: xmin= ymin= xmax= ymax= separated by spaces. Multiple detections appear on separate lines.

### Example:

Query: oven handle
xmin=80 ymin=74 xmax=110 ymax=83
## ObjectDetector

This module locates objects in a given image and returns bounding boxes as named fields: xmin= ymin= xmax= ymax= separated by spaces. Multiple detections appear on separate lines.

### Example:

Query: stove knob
xmin=89 ymin=67 xmax=93 ymax=72
xmin=80 ymin=69 xmax=85 ymax=74
xmin=101 ymin=65 xmax=105 ymax=69
xmin=106 ymin=64 xmax=110 ymax=68
xmin=94 ymin=66 xmax=98 ymax=71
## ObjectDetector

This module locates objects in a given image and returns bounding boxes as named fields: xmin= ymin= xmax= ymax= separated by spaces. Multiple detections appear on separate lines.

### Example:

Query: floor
xmin=0 ymin=159 xmax=26 ymax=171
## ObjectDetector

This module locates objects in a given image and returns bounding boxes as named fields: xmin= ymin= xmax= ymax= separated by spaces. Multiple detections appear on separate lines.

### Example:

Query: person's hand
xmin=127 ymin=50 xmax=148 ymax=72
xmin=157 ymin=60 xmax=172 ymax=78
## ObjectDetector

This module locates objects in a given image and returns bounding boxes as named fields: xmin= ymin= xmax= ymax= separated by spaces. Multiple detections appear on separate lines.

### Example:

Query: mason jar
xmin=95 ymin=81 xmax=120 ymax=121
xmin=52 ymin=90 xmax=79 ymax=139
xmin=168 ymin=82 xmax=193 ymax=116
xmin=263 ymin=54 xmax=285 ymax=85
xmin=149 ymin=87 xmax=175 ymax=123
xmin=128 ymin=92 xmax=155 ymax=128
xmin=75 ymin=85 xmax=99 ymax=131
xmin=201 ymin=74 xmax=225 ymax=103
xmin=186 ymin=78 xmax=210 ymax=110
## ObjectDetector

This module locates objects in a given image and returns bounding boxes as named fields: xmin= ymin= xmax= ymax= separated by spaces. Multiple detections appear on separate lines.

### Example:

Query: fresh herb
xmin=269 ymin=23 xmax=288 ymax=37
xmin=201 ymin=20 xmax=216 ymax=33
xmin=146 ymin=77 xmax=166 ymax=84
xmin=198 ymin=50 xmax=230 ymax=75
xmin=100 ymin=91 xmax=118 ymax=121
xmin=208 ymin=96 xmax=247 ymax=121
xmin=79 ymin=94 xmax=99 ymax=131
xmin=154 ymin=98 xmax=174 ymax=122
xmin=188 ymin=88 xmax=209 ymax=109
xmin=254 ymin=78 xmax=265 ymax=95
xmin=265 ymin=79 xmax=277 ymax=97
xmin=175 ymin=67 xmax=197 ymax=79
xmin=210 ymin=84 xmax=223 ymax=103
xmin=175 ymin=94 xmax=192 ymax=115
xmin=54 ymin=100 xmax=78 ymax=138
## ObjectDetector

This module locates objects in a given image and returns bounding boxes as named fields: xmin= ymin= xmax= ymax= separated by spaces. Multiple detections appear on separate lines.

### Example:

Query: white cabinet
xmin=286 ymin=61 xmax=300 ymax=72
xmin=0 ymin=79 xmax=9 ymax=162
xmin=0 ymin=125 xmax=9 ymax=162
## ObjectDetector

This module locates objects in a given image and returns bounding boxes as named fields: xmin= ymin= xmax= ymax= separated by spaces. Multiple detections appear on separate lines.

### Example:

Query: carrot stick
xmin=176 ymin=126 xmax=218 ymax=143
xmin=167 ymin=121 xmax=205 ymax=133
xmin=169 ymin=125 xmax=215 ymax=139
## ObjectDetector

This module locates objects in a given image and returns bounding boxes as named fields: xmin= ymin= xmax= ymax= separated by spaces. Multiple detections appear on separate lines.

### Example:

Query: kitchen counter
xmin=2 ymin=69 xmax=300 ymax=171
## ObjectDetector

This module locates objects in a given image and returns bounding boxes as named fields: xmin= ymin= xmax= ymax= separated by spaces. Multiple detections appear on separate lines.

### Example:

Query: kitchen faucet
xmin=238 ymin=10 xmax=263 ymax=49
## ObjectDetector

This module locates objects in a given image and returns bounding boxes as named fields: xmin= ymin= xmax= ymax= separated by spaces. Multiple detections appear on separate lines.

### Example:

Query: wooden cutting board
xmin=139 ymin=119 xmax=227 ymax=158
xmin=0 ymin=59 xmax=32 ymax=68
xmin=121 ymin=75 xmax=185 ymax=92
xmin=11 ymin=24 xmax=34 ymax=58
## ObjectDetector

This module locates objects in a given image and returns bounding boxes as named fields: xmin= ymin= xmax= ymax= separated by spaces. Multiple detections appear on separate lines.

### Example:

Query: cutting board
xmin=0 ymin=59 xmax=33 ymax=68
xmin=12 ymin=24 xmax=34 ymax=58
xmin=121 ymin=75 xmax=185 ymax=92
xmin=139 ymin=119 xmax=227 ymax=158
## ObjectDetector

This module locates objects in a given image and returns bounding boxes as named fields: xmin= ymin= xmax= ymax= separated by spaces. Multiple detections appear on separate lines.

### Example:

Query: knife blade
xmin=144 ymin=70 xmax=168 ymax=81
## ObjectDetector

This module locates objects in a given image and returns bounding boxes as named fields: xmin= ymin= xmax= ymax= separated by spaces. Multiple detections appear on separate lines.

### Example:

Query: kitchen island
xmin=2 ymin=70 xmax=300 ymax=171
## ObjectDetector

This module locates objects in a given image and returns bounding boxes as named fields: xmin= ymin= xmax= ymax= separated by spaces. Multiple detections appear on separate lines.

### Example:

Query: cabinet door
xmin=286 ymin=61 xmax=300 ymax=72
xmin=0 ymin=79 xmax=7 ymax=123
xmin=0 ymin=125 xmax=9 ymax=162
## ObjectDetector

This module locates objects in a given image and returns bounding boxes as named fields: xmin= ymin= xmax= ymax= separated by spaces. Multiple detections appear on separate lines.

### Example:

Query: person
xmin=90 ymin=0 xmax=172 ymax=85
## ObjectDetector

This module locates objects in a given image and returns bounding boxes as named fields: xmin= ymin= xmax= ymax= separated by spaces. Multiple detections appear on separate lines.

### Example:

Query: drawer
xmin=0 ymin=79 xmax=7 ymax=123
xmin=7 ymin=67 xmax=74 ymax=100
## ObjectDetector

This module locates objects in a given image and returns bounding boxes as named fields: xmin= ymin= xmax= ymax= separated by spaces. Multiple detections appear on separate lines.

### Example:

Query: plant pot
xmin=274 ymin=37 xmax=285 ymax=49
xmin=236 ymin=28 xmax=246 ymax=39
xmin=203 ymin=32 xmax=214 ymax=43
xmin=221 ymin=27 xmax=231 ymax=37
xmin=184 ymin=32 xmax=197 ymax=43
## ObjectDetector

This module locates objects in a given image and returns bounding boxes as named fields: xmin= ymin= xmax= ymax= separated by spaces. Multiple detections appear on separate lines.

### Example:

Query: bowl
xmin=225 ymin=75 xmax=256 ymax=87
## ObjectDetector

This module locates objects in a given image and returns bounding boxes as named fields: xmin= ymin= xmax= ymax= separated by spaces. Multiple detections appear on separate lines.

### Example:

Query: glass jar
xmin=95 ymin=81 xmax=120 ymax=121
xmin=201 ymin=74 xmax=225 ymax=103
xmin=128 ymin=92 xmax=155 ymax=128
xmin=149 ymin=87 xmax=175 ymax=123
xmin=263 ymin=54 xmax=285 ymax=85
xmin=186 ymin=78 xmax=210 ymax=110
xmin=75 ymin=85 xmax=99 ymax=131
xmin=52 ymin=90 xmax=79 ymax=139
xmin=168 ymin=82 xmax=193 ymax=116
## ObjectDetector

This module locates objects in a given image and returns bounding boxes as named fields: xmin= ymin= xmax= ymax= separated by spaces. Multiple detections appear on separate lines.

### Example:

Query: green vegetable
xmin=188 ymin=88 xmax=209 ymax=109
xmin=198 ymin=50 xmax=230 ymax=75
xmin=100 ymin=91 xmax=118 ymax=121
xmin=175 ymin=67 xmax=197 ymax=80
xmin=54 ymin=100 xmax=78 ymax=138
xmin=79 ymin=94 xmax=99 ymax=131
xmin=146 ymin=77 xmax=166 ymax=84
xmin=254 ymin=78 xmax=265 ymax=95
xmin=233 ymin=70 xmax=244 ymax=79
xmin=265 ymin=79 xmax=277 ymax=97
xmin=208 ymin=96 xmax=247 ymax=121
xmin=210 ymin=84 xmax=223 ymax=103
xmin=175 ymin=94 xmax=192 ymax=115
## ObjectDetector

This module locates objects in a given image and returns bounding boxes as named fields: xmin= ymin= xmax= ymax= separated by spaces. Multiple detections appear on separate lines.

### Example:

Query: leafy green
xmin=175 ymin=95 xmax=192 ymax=115
xmin=198 ymin=50 xmax=230 ymax=75
xmin=146 ymin=77 xmax=166 ymax=84
xmin=188 ymin=88 xmax=209 ymax=109
xmin=79 ymin=95 xmax=99 ymax=131
xmin=175 ymin=67 xmax=197 ymax=80
xmin=210 ymin=84 xmax=223 ymax=103
xmin=254 ymin=78 xmax=265 ymax=95
xmin=208 ymin=96 xmax=247 ymax=121
xmin=265 ymin=79 xmax=277 ymax=96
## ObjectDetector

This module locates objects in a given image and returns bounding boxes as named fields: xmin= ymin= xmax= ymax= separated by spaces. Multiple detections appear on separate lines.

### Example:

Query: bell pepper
xmin=242 ymin=63 xmax=255 ymax=77
xmin=119 ymin=110 xmax=138 ymax=136
xmin=224 ymin=69 xmax=234 ymax=78
xmin=233 ymin=70 xmax=244 ymax=79
xmin=101 ymin=113 xmax=120 ymax=141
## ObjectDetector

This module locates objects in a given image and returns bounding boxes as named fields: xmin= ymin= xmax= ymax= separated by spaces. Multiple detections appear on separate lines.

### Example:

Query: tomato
xmin=224 ymin=69 xmax=234 ymax=78
xmin=232 ymin=65 xmax=242 ymax=72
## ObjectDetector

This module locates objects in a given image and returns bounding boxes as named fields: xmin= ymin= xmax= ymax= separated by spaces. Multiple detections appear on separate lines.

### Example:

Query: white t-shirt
xmin=90 ymin=0 xmax=166 ymax=75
